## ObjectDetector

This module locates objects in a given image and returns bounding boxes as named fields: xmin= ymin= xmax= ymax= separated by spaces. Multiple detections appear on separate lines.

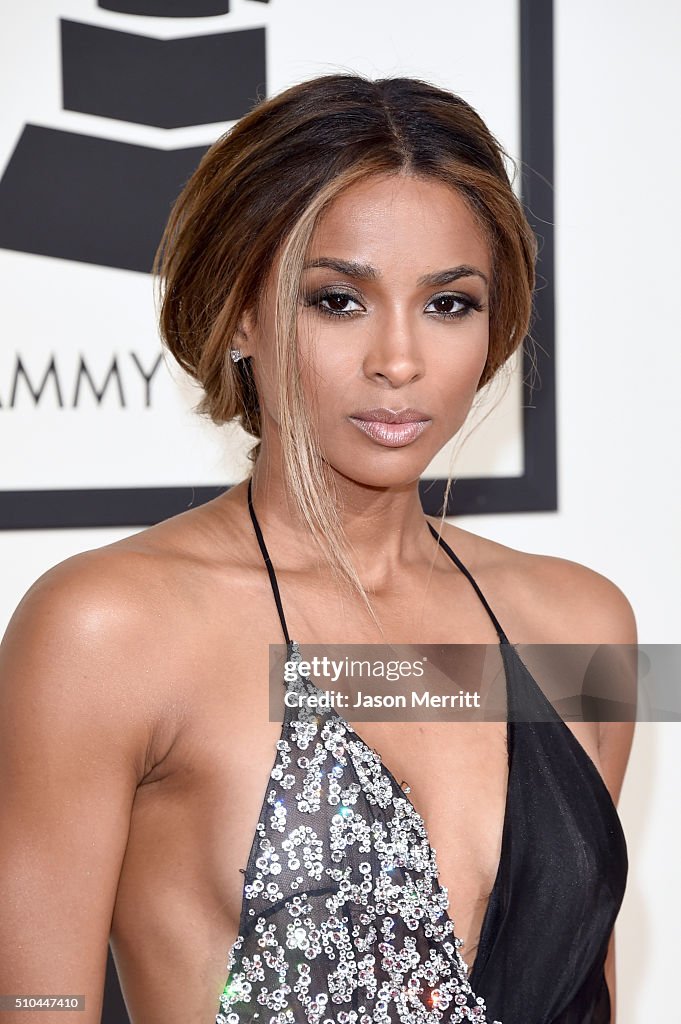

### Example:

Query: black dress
xmin=215 ymin=478 xmax=628 ymax=1024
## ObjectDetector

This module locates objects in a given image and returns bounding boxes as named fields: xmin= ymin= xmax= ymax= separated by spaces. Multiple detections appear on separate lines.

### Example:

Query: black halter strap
xmin=426 ymin=521 xmax=510 ymax=645
xmin=247 ymin=476 xmax=509 ymax=646
xmin=247 ymin=476 xmax=291 ymax=646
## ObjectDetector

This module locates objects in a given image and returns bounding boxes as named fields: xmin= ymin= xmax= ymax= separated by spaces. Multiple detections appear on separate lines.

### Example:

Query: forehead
xmin=307 ymin=172 xmax=490 ymax=274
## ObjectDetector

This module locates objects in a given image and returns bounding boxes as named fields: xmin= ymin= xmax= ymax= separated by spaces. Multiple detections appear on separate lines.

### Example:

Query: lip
xmin=349 ymin=407 xmax=429 ymax=424
xmin=348 ymin=407 xmax=432 ymax=448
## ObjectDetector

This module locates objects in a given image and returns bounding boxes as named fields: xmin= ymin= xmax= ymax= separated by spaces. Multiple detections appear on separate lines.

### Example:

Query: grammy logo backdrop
xmin=0 ymin=0 xmax=555 ymax=537
xmin=0 ymin=1 xmax=555 ymax=1018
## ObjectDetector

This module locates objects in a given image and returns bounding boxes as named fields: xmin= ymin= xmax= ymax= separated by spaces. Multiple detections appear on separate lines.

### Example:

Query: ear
xmin=233 ymin=306 xmax=257 ymax=359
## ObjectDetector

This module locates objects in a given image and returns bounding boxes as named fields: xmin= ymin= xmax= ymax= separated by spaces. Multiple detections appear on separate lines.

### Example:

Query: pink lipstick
xmin=348 ymin=407 xmax=432 ymax=448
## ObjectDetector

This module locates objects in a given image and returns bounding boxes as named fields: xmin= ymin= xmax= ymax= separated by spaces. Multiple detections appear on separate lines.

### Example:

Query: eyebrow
xmin=302 ymin=257 xmax=489 ymax=288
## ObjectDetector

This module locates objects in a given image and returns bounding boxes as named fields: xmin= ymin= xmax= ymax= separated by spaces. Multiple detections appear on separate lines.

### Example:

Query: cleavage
xmin=340 ymin=715 xmax=510 ymax=970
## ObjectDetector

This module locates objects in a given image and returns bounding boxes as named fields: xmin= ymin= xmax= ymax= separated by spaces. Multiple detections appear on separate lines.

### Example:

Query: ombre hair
xmin=152 ymin=73 xmax=538 ymax=627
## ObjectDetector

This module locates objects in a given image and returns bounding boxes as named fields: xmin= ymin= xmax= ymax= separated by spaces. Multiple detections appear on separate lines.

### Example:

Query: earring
xmin=230 ymin=347 xmax=243 ymax=363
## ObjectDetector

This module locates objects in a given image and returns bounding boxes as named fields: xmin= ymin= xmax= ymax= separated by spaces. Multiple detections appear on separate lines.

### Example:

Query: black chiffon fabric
xmin=217 ymin=480 xmax=628 ymax=1024
xmin=468 ymin=642 xmax=628 ymax=1023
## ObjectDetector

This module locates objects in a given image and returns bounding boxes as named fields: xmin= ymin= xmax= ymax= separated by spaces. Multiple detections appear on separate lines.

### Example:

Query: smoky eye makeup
xmin=301 ymin=286 xmax=487 ymax=322
xmin=300 ymin=285 xmax=365 ymax=318
xmin=425 ymin=291 xmax=487 ymax=320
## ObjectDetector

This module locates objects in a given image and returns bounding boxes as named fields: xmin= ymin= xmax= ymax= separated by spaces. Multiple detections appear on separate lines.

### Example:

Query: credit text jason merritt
xmin=284 ymin=689 xmax=481 ymax=709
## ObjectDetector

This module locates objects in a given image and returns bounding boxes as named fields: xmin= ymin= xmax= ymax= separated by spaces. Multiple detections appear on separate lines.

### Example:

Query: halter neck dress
xmin=215 ymin=479 xmax=628 ymax=1024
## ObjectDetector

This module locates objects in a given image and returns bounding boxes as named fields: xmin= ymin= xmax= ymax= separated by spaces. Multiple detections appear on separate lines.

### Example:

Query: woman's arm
xmin=0 ymin=554 xmax=156 ymax=1024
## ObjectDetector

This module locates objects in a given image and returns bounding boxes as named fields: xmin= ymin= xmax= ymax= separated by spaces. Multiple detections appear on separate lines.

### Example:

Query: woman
xmin=0 ymin=75 xmax=636 ymax=1024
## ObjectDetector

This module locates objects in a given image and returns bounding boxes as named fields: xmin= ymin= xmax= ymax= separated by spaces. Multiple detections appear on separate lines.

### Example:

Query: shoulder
xmin=9 ymin=494 xmax=248 ymax=642
xmin=426 ymin=518 xmax=638 ymax=783
xmin=511 ymin=549 xmax=638 ymax=783
xmin=426 ymin=516 xmax=637 ymax=644
xmin=5 ymin=535 xmax=190 ymax=654
xmin=514 ymin=549 xmax=638 ymax=645
xmin=0 ymin=517 xmax=224 ymax=779
xmin=527 ymin=551 xmax=638 ymax=789
xmin=1 ymin=490 xmax=255 ymax=698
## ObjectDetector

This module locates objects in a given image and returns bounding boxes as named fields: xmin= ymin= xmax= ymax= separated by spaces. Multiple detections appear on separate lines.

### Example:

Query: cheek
xmin=298 ymin=323 xmax=357 ymax=400
xmin=430 ymin=317 xmax=490 ymax=377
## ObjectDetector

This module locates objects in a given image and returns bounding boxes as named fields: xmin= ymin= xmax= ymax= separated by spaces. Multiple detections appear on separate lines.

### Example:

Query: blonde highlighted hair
xmin=152 ymin=74 xmax=538 ymax=631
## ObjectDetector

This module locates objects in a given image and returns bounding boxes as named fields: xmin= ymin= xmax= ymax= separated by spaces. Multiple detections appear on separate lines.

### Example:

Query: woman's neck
xmin=243 ymin=462 xmax=440 ymax=580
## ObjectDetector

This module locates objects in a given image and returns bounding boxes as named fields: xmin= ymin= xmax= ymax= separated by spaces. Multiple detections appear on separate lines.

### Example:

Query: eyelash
xmin=303 ymin=289 xmax=485 ymax=321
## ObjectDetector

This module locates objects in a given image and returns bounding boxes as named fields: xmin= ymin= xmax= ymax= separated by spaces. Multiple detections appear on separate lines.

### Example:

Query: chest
xmin=114 ymin=685 xmax=516 ymax=927
xmin=109 ymin=620 xmax=606 ymax=1020
xmin=112 ymin=651 xmax=602 ymax=946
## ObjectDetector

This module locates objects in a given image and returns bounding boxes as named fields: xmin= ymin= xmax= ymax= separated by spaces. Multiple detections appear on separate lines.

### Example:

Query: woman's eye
xmin=303 ymin=290 xmax=364 ymax=317
xmin=305 ymin=290 xmax=364 ymax=318
xmin=425 ymin=293 xmax=480 ymax=319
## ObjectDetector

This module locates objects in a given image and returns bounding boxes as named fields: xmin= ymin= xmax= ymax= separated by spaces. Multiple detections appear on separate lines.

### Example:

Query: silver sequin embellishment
xmin=217 ymin=642 xmax=502 ymax=1023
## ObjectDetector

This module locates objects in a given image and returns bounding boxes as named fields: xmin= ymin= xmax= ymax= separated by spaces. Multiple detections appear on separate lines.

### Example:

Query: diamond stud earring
xmin=230 ymin=348 xmax=243 ymax=363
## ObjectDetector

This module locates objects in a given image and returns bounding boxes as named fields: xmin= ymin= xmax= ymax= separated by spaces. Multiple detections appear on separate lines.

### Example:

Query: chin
xmin=324 ymin=451 xmax=432 ymax=490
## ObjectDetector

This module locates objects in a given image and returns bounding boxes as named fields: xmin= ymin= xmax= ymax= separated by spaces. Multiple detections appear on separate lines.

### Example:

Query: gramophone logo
xmin=0 ymin=0 xmax=270 ymax=273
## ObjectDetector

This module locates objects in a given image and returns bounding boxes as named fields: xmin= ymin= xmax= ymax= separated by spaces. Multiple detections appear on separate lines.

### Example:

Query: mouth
xmin=348 ymin=408 xmax=432 ymax=448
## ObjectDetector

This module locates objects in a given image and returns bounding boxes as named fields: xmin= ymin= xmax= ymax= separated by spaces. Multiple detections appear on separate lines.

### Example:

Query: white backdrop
xmin=1 ymin=1 xmax=680 ymax=1019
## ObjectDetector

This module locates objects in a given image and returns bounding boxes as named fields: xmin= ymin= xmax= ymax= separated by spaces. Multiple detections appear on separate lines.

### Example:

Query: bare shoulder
xmin=515 ymin=548 xmax=638 ymax=645
xmin=426 ymin=516 xmax=637 ymax=642
xmin=5 ymin=528 xmax=189 ymax=661
xmin=426 ymin=517 xmax=638 ymax=796
xmin=520 ymin=548 xmax=638 ymax=796
xmin=8 ymin=491 xmax=248 ymax=644
xmin=510 ymin=546 xmax=638 ymax=790
xmin=4 ymin=487 xmax=257 ymax=719
xmin=1 ymin=506 xmax=233 ymax=778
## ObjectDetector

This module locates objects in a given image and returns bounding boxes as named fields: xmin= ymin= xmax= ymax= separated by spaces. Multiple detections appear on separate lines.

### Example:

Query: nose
xmin=362 ymin=310 xmax=425 ymax=388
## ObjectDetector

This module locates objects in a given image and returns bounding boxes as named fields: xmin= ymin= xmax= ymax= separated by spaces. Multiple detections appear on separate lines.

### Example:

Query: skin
xmin=0 ymin=173 xmax=636 ymax=1024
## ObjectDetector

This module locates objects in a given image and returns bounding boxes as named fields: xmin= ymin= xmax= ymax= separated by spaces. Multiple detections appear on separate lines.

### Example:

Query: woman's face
xmin=246 ymin=172 xmax=492 ymax=488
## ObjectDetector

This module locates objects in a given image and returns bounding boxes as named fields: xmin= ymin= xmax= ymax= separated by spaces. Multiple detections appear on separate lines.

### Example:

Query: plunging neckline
xmin=284 ymin=636 xmax=514 ymax=985
xmin=220 ymin=645 xmax=630 ymax=1024
xmin=241 ymin=477 xmax=625 ymax=1010
xmin=243 ymin=477 xmax=514 ymax=964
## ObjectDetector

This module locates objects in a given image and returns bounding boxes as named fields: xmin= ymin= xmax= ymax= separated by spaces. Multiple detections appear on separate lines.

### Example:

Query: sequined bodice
xmin=215 ymin=480 xmax=628 ymax=1024
xmin=217 ymin=637 xmax=499 ymax=1023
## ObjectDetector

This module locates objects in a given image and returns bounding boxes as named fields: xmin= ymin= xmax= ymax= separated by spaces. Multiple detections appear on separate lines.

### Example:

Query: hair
xmin=152 ymin=73 xmax=538 ymax=633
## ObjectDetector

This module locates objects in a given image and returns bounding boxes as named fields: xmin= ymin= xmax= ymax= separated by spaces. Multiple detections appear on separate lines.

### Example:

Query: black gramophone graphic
xmin=0 ymin=0 xmax=270 ymax=274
